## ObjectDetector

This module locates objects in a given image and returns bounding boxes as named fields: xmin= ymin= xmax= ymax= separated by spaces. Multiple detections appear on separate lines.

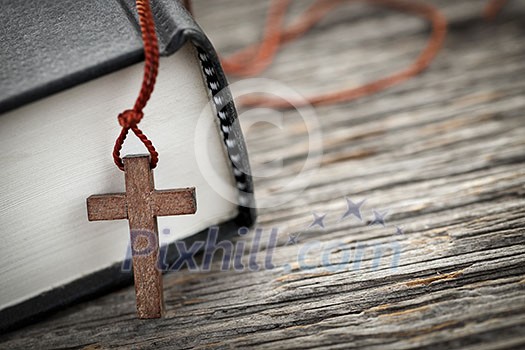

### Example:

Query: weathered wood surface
xmin=1 ymin=0 xmax=525 ymax=348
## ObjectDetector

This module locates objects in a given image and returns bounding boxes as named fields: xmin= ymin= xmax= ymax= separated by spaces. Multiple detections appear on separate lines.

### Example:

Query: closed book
xmin=0 ymin=0 xmax=255 ymax=331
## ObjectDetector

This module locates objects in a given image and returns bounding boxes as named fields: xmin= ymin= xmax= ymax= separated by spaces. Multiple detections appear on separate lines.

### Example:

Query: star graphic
xmin=395 ymin=226 xmax=404 ymax=235
xmin=341 ymin=197 xmax=366 ymax=221
xmin=369 ymin=210 xmax=388 ymax=227
xmin=309 ymin=212 xmax=326 ymax=229
xmin=287 ymin=234 xmax=299 ymax=245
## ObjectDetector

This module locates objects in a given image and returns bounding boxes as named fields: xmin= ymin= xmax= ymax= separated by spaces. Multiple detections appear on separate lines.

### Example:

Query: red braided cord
xmin=113 ymin=0 xmax=159 ymax=171
xmin=222 ymin=0 xmax=447 ymax=109
xmin=483 ymin=0 xmax=508 ymax=20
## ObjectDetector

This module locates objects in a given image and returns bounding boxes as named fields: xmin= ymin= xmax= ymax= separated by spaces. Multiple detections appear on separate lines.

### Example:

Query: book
xmin=0 ymin=0 xmax=255 ymax=331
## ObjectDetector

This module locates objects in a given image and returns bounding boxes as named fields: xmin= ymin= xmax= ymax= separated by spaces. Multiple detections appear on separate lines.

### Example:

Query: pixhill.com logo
xmin=121 ymin=197 xmax=403 ymax=274
xmin=282 ymin=197 xmax=402 ymax=273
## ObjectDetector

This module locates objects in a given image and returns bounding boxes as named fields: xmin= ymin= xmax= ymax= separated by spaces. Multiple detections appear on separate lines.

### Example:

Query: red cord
xmin=222 ymin=0 xmax=447 ymax=109
xmin=483 ymin=0 xmax=508 ymax=20
xmin=113 ymin=0 xmax=159 ymax=171
xmin=111 ymin=0 xmax=507 ymax=168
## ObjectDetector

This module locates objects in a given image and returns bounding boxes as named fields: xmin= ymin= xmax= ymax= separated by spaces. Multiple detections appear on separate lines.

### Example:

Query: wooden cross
xmin=86 ymin=155 xmax=197 ymax=318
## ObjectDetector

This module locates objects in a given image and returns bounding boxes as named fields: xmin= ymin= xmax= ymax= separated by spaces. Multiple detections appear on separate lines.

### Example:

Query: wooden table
xmin=1 ymin=0 xmax=524 ymax=348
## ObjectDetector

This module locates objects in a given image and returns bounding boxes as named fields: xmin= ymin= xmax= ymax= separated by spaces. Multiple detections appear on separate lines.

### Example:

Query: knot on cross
xmin=118 ymin=109 xmax=144 ymax=128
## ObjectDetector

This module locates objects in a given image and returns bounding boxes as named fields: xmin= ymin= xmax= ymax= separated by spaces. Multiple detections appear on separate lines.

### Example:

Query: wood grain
xmin=1 ymin=0 xmax=524 ymax=349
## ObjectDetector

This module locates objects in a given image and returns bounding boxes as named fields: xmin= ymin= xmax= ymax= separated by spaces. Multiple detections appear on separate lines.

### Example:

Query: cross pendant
xmin=86 ymin=155 xmax=197 ymax=318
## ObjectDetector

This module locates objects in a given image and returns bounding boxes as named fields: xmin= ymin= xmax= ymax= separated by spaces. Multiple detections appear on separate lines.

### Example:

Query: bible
xmin=0 ymin=0 xmax=255 ymax=330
